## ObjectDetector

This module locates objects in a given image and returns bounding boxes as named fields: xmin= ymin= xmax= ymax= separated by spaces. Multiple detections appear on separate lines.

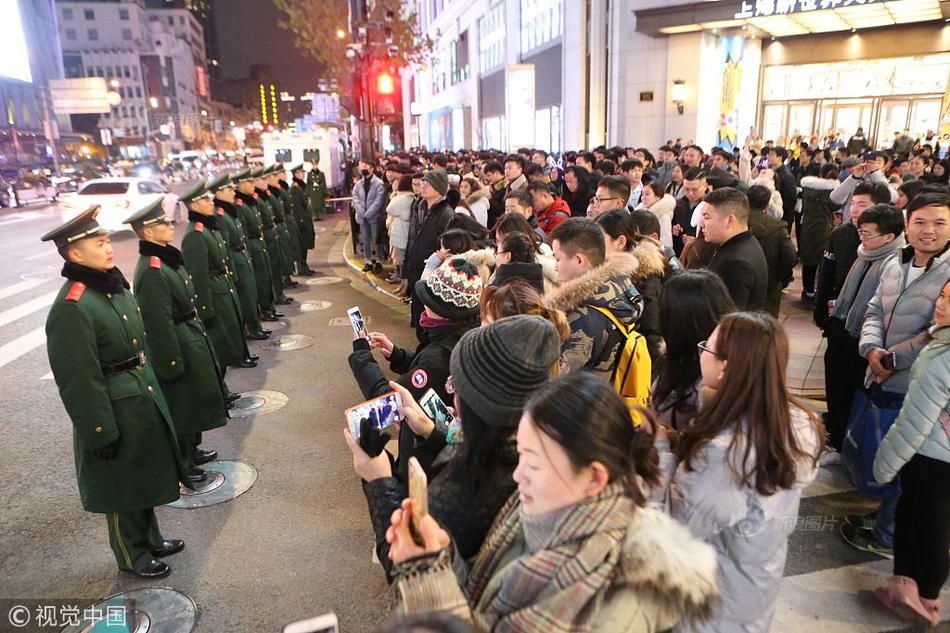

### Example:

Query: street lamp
xmin=149 ymin=96 xmax=159 ymax=109
xmin=336 ymin=28 xmax=346 ymax=39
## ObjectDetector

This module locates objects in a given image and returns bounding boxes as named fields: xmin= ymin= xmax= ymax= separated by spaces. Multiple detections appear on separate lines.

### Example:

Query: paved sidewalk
xmin=780 ymin=273 xmax=827 ymax=403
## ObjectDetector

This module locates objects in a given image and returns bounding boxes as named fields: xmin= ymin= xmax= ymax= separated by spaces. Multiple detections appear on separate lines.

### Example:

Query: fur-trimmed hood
xmin=617 ymin=506 xmax=718 ymax=627
xmin=465 ymin=186 xmax=490 ymax=206
xmin=801 ymin=175 xmax=839 ymax=191
xmin=544 ymin=251 xmax=640 ymax=318
xmin=455 ymin=247 xmax=495 ymax=284
xmin=631 ymin=240 xmax=666 ymax=283
xmin=646 ymin=193 xmax=676 ymax=220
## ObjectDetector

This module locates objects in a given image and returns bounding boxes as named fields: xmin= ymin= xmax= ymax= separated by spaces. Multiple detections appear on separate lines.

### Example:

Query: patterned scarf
xmin=465 ymin=482 xmax=635 ymax=633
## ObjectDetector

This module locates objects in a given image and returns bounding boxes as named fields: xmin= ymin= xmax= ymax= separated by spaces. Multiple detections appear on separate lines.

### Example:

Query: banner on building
xmin=939 ymin=70 xmax=950 ymax=159
xmin=49 ymin=78 xmax=111 ymax=115
xmin=717 ymin=36 xmax=743 ymax=151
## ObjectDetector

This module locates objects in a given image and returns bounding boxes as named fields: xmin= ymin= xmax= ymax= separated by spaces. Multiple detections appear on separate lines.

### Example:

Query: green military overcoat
xmin=278 ymin=183 xmax=304 ymax=268
xmin=235 ymin=192 xmax=275 ymax=312
xmin=181 ymin=211 xmax=248 ymax=367
xmin=215 ymin=201 xmax=260 ymax=331
xmin=256 ymin=189 xmax=286 ymax=289
xmin=307 ymin=167 xmax=327 ymax=219
xmin=46 ymin=263 xmax=185 ymax=513
xmin=267 ymin=186 xmax=296 ymax=277
xmin=292 ymin=176 xmax=315 ymax=250
xmin=132 ymin=242 xmax=228 ymax=436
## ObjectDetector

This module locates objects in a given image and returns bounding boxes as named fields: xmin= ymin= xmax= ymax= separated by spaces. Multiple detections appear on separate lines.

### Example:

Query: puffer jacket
xmin=799 ymin=176 xmax=838 ymax=266
xmin=385 ymin=191 xmax=414 ymax=250
xmin=545 ymin=251 xmax=640 ymax=377
xmin=667 ymin=407 xmax=821 ymax=633
xmin=353 ymin=175 xmax=387 ymax=223
xmin=460 ymin=246 xmax=560 ymax=294
xmin=874 ymin=325 xmax=950 ymax=484
xmin=640 ymin=193 xmax=676 ymax=251
xmin=859 ymin=244 xmax=950 ymax=394
xmin=464 ymin=188 xmax=491 ymax=227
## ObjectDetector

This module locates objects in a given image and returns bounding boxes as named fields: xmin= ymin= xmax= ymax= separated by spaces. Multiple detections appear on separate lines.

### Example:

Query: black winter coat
xmin=814 ymin=223 xmax=860 ymax=327
xmin=404 ymin=198 xmax=454 ymax=286
xmin=773 ymin=165 xmax=799 ymax=224
xmin=708 ymin=231 xmax=769 ymax=311
xmin=748 ymin=211 xmax=798 ymax=317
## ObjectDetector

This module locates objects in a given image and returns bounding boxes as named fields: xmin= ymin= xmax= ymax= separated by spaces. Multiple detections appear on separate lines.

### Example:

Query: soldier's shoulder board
xmin=236 ymin=199 xmax=244 ymax=206
xmin=217 ymin=207 xmax=224 ymax=216
xmin=150 ymin=256 xmax=162 ymax=269
xmin=66 ymin=282 xmax=86 ymax=302
xmin=195 ymin=222 xmax=205 ymax=232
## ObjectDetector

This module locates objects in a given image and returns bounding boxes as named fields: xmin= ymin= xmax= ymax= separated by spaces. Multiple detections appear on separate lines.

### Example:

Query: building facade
xmin=403 ymin=0 xmax=949 ymax=154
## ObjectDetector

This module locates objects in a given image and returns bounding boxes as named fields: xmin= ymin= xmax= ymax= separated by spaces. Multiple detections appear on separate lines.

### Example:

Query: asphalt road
xmin=0 ymin=191 xmax=415 ymax=632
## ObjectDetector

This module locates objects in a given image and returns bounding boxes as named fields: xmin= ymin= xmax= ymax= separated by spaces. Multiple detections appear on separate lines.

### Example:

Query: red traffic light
xmin=376 ymin=72 xmax=395 ymax=95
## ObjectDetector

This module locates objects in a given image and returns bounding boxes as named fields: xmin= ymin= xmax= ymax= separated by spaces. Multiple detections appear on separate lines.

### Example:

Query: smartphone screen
xmin=419 ymin=388 xmax=455 ymax=427
xmin=345 ymin=391 xmax=404 ymax=439
xmin=283 ymin=613 xmax=338 ymax=633
xmin=347 ymin=306 xmax=367 ymax=339
xmin=408 ymin=456 xmax=428 ymax=546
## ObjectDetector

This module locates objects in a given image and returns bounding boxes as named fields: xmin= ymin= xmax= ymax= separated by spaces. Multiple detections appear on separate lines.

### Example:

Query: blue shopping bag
xmin=842 ymin=387 xmax=900 ymax=496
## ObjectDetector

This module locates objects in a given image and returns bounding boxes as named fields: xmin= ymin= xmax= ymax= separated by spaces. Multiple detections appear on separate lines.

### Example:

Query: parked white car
xmin=60 ymin=178 xmax=180 ymax=231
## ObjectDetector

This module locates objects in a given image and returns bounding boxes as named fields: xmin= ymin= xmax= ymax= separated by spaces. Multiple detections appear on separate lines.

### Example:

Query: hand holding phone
xmin=368 ymin=332 xmax=394 ymax=357
xmin=347 ymin=306 xmax=368 ymax=339
xmin=881 ymin=352 xmax=896 ymax=372
xmin=408 ymin=457 xmax=429 ymax=547
xmin=345 ymin=391 xmax=404 ymax=440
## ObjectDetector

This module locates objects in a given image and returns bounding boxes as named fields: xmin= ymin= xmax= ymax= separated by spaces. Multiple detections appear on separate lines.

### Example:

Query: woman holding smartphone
xmin=384 ymin=372 xmax=718 ymax=631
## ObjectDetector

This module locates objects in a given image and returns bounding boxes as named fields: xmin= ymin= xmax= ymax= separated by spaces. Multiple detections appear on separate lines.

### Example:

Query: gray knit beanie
xmin=449 ymin=315 xmax=561 ymax=428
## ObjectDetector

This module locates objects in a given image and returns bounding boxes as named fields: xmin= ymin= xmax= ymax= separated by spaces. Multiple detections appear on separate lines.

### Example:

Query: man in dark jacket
xmin=814 ymin=181 xmax=893 ymax=327
xmin=404 ymin=169 xmax=455 ymax=332
xmin=747 ymin=185 xmax=798 ymax=316
xmin=768 ymin=146 xmax=799 ymax=236
xmin=672 ymin=167 xmax=707 ymax=256
xmin=702 ymin=187 xmax=769 ymax=310
xmin=483 ymin=160 xmax=507 ymax=229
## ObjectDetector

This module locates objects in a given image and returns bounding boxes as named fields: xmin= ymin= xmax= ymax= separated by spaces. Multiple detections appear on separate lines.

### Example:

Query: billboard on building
xmin=506 ymin=65 xmax=535 ymax=151
xmin=0 ymin=0 xmax=33 ymax=84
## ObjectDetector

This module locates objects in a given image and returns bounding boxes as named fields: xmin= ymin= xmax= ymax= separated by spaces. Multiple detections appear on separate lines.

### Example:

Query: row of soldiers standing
xmin=42 ymin=160 xmax=329 ymax=579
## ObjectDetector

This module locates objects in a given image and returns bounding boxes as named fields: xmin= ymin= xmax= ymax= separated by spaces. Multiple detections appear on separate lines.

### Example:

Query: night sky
xmin=214 ymin=0 xmax=325 ymax=94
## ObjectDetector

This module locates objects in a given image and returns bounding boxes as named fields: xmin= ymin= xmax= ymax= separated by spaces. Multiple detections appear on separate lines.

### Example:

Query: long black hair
xmin=653 ymin=270 xmax=735 ymax=409
xmin=526 ymin=372 xmax=659 ymax=507
xmin=441 ymin=399 xmax=515 ymax=500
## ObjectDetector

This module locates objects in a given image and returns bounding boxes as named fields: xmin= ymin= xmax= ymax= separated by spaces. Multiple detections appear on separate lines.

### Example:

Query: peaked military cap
xmin=233 ymin=168 xmax=253 ymax=182
xmin=208 ymin=172 xmax=233 ymax=192
xmin=41 ymin=205 xmax=108 ymax=248
xmin=179 ymin=180 xmax=211 ymax=205
xmin=123 ymin=195 xmax=170 ymax=230
xmin=250 ymin=167 xmax=266 ymax=179
xmin=290 ymin=164 xmax=304 ymax=174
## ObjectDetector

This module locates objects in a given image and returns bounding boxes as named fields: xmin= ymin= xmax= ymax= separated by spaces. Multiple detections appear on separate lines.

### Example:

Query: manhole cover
xmin=20 ymin=266 xmax=59 ymax=280
xmin=166 ymin=461 xmax=257 ymax=509
xmin=61 ymin=587 xmax=196 ymax=633
xmin=178 ymin=470 xmax=226 ymax=496
xmin=228 ymin=390 xmax=289 ymax=418
xmin=298 ymin=300 xmax=332 ymax=312
xmin=231 ymin=394 xmax=266 ymax=412
xmin=304 ymin=276 xmax=342 ymax=286
xmin=262 ymin=334 xmax=313 ymax=351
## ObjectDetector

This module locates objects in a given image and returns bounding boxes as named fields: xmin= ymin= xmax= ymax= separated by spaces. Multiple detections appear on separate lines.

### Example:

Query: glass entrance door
xmin=910 ymin=99 xmax=942 ymax=140
xmin=876 ymin=100 xmax=910 ymax=150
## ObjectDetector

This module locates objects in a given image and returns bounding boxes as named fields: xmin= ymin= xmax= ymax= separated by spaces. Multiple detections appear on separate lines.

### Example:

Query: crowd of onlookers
xmin=338 ymin=133 xmax=950 ymax=631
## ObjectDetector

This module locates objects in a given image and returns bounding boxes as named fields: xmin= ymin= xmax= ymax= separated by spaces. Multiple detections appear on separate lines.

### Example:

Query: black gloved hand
xmin=359 ymin=417 xmax=390 ymax=458
xmin=91 ymin=437 xmax=121 ymax=460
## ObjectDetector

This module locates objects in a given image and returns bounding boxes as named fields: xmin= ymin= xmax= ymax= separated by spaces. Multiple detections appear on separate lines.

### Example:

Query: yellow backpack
xmin=587 ymin=304 xmax=652 ymax=424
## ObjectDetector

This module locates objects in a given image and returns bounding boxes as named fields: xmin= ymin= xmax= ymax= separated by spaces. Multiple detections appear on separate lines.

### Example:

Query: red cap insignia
xmin=66 ymin=282 xmax=86 ymax=302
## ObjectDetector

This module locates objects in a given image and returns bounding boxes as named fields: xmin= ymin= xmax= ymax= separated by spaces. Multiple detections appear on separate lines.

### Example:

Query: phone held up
xmin=418 ymin=388 xmax=455 ymax=427
xmin=408 ymin=456 xmax=429 ymax=547
xmin=344 ymin=391 xmax=404 ymax=441
xmin=347 ymin=306 xmax=368 ymax=340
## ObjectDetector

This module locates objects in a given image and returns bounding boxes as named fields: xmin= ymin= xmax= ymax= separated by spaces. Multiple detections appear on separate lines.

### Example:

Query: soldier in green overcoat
xmin=290 ymin=164 xmax=316 ymax=274
xmin=209 ymin=173 xmax=268 ymax=340
xmin=306 ymin=156 xmax=328 ymax=220
xmin=264 ymin=167 xmax=297 ymax=286
xmin=275 ymin=165 xmax=307 ymax=275
xmin=43 ymin=206 xmax=187 ymax=580
xmin=253 ymin=169 xmax=293 ymax=305
xmin=179 ymin=181 xmax=257 ymax=369
xmin=234 ymin=170 xmax=283 ymax=320
xmin=125 ymin=197 xmax=229 ymax=485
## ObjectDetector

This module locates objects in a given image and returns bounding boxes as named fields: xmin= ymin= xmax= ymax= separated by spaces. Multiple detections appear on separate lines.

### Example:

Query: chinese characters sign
xmin=736 ymin=0 xmax=885 ymax=19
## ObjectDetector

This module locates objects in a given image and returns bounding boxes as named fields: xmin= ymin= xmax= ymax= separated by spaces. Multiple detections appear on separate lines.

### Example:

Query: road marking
xmin=40 ymin=371 xmax=52 ymax=381
xmin=0 ymin=277 xmax=52 ymax=301
xmin=0 ymin=326 xmax=46 ymax=370
xmin=25 ymin=250 xmax=57 ymax=261
xmin=0 ymin=290 xmax=58 ymax=328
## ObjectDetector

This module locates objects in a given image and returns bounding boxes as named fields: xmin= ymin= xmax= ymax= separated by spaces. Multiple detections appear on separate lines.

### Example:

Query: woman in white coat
xmin=460 ymin=177 xmax=490 ymax=227
xmin=657 ymin=312 xmax=823 ymax=633
xmin=636 ymin=181 xmax=676 ymax=251
xmin=385 ymin=175 xmax=414 ymax=287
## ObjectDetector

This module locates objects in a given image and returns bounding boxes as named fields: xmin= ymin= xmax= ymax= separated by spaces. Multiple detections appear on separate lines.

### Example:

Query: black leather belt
xmin=263 ymin=223 xmax=276 ymax=230
xmin=247 ymin=232 xmax=262 ymax=239
xmin=173 ymin=308 xmax=198 ymax=323
xmin=233 ymin=243 xmax=246 ymax=252
xmin=274 ymin=218 xmax=283 ymax=225
xmin=102 ymin=351 xmax=146 ymax=376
